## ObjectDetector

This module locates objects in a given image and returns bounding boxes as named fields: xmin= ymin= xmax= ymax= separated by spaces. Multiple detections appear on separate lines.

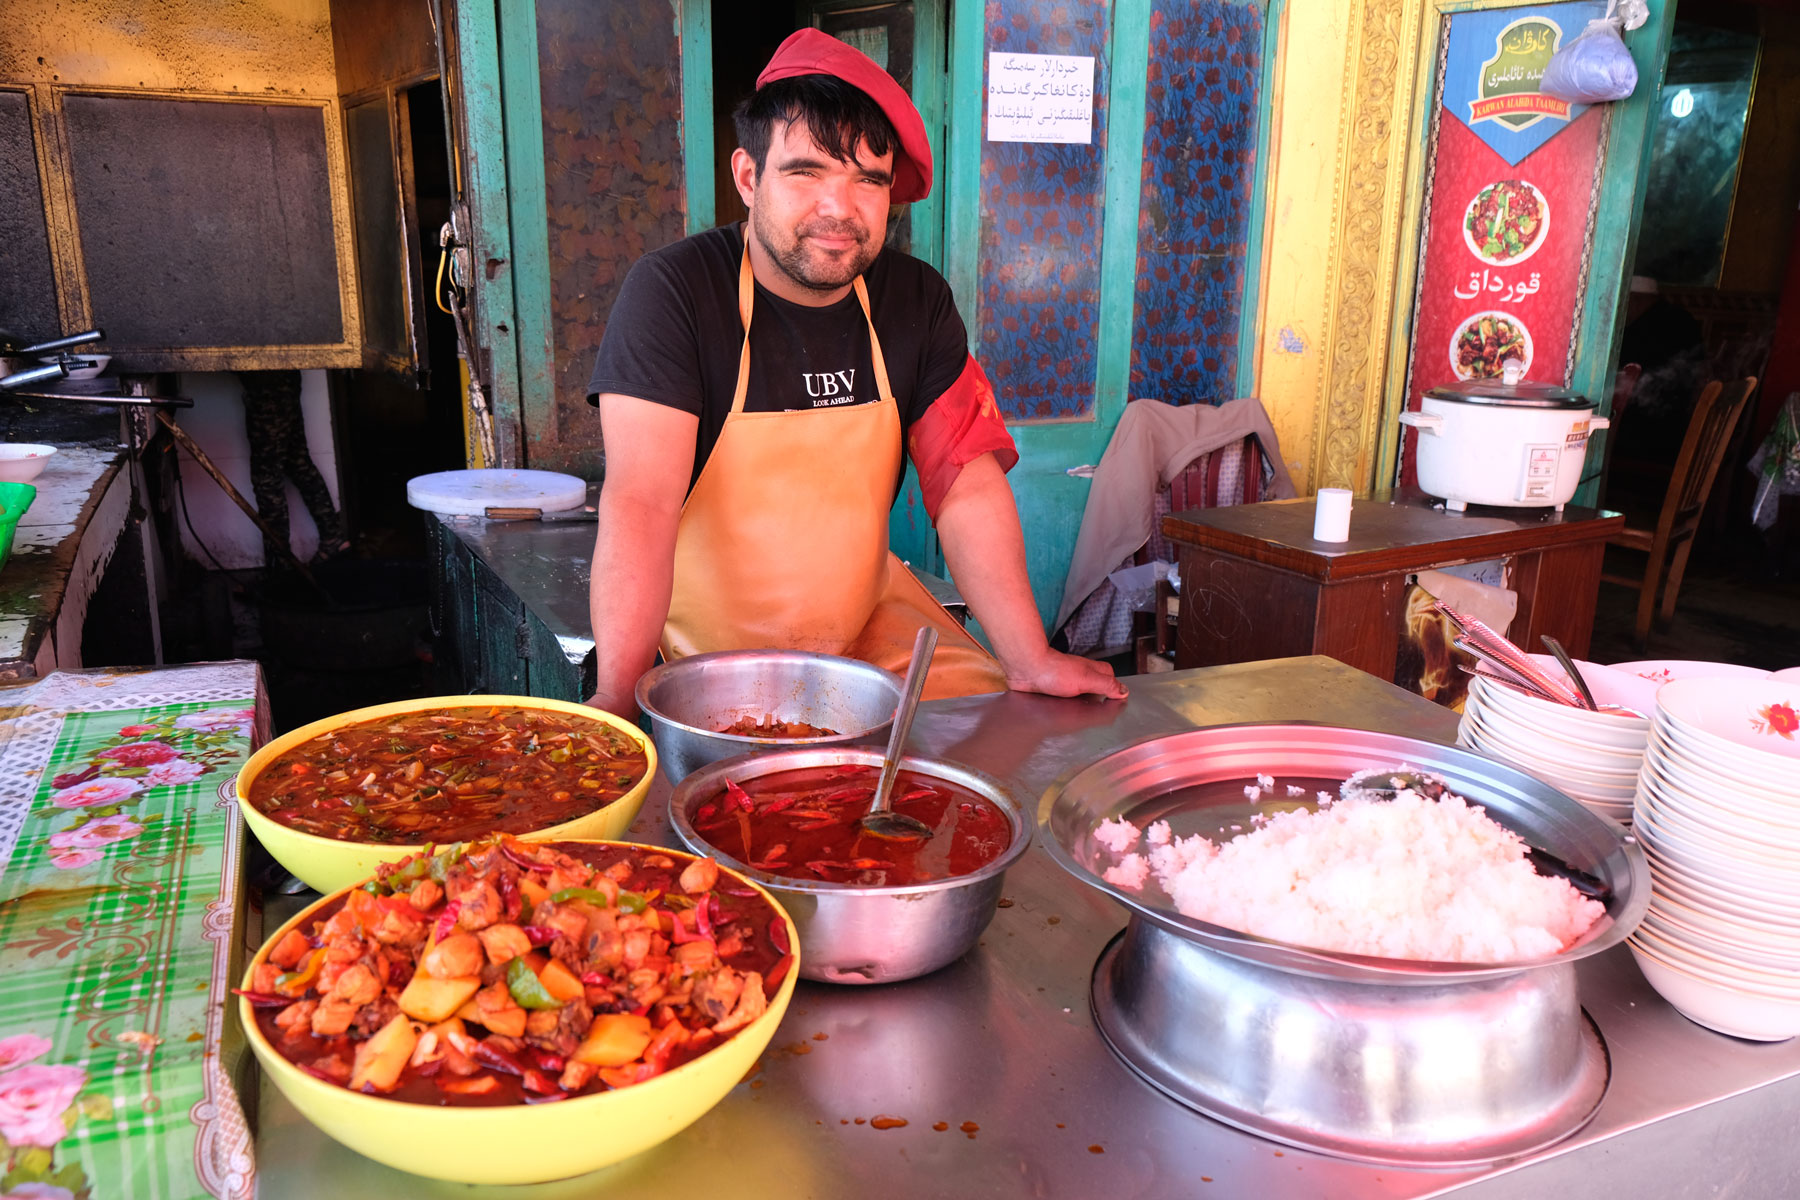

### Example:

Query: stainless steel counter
xmin=251 ymin=658 xmax=1800 ymax=1198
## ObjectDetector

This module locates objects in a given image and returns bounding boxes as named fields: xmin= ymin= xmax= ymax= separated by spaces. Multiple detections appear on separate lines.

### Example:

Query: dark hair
xmin=733 ymin=74 xmax=897 ymax=177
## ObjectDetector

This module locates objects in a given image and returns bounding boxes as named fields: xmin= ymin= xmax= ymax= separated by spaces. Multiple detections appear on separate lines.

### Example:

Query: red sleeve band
xmin=908 ymin=354 xmax=1019 ymax=521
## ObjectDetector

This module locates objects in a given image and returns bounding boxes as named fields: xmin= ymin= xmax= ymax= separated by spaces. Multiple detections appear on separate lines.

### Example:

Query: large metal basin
xmin=670 ymin=747 xmax=1032 ymax=984
xmin=636 ymin=650 xmax=901 ymax=781
xmin=1043 ymin=723 xmax=1650 ymax=1166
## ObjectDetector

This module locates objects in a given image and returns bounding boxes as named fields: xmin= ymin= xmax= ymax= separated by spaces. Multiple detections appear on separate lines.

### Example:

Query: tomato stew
xmin=714 ymin=716 xmax=841 ymax=739
xmin=690 ymin=765 xmax=1013 ymax=886
xmin=241 ymin=838 xmax=788 ymax=1106
xmin=246 ymin=707 xmax=649 ymax=844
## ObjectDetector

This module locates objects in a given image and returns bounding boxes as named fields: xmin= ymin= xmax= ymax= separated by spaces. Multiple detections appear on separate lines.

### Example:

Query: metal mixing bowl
xmin=669 ymin=747 xmax=1032 ymax=984
xmin=636 ymin=650 xmax=902 ymax=782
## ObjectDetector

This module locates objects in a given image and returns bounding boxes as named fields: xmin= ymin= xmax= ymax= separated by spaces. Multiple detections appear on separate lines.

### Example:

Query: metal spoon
xmin=1343 ymin=768 xmax=1612 ymax=903
xmin=1540 ymin=635 xmax=1599 ymax=712
xmin=858 ymin=626 xmax=938 ymax=841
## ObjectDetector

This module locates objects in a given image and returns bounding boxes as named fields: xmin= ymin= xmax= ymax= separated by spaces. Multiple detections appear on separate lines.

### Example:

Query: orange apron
xmin=661 ymin=245 xmax=1008 ymax=701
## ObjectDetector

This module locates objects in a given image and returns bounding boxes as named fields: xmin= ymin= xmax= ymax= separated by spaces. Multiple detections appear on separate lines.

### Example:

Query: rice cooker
xmin=1399 ymin=368 xmax=1607 ymax=512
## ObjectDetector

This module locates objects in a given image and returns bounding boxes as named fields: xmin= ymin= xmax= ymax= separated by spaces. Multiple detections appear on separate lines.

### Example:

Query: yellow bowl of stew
xmin=239 ymin=839 xmax=797 ymax=1184
xmin=236 ymin=695 xmax=656 ymax=894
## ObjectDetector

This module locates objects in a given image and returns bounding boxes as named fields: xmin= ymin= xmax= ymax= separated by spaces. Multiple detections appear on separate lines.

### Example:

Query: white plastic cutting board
xmin=405 ymin=469 xmax=588 ymax=516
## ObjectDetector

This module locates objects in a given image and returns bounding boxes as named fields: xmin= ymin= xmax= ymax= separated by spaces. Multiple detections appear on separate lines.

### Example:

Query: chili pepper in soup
xmin=240 ymin=838 xmax=787 ymax=1105
xmin=690 ymin=765 xmax=1012 ymax=886
xmin=246 ymin=707 xmax=649 ymax=843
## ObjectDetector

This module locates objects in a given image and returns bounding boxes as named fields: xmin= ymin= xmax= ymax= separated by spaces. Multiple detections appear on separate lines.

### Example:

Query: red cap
xmin=755 ymin=28 xmax=932 ymax=204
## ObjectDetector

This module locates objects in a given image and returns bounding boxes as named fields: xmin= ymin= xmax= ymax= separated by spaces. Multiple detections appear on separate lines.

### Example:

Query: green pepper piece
xmin=549 ymin=886 xmax=615 ymax=906
xmin=617 ymin=890 xmax=650 ymax=914
xmin=506 ymin=957 xmax=563 ymax=1010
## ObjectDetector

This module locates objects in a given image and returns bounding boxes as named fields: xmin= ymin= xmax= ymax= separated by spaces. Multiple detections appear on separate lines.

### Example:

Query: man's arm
xmin=934 ymin=452 xmax=1127 ymax=700
xmin=587 ymin=395 xmax=699 ymax=715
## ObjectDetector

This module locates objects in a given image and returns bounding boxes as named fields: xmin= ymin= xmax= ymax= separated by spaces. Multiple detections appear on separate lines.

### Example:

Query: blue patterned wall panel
xmin=1128 ymin=1 xmax=1262 ymax=405
xmin=977 ymin=0 xmax=1112 ymax=420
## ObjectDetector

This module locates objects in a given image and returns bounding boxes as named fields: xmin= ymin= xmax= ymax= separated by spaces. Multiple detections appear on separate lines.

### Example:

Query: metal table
xmin=250 ymin=658 xmax=1800 ymax=1198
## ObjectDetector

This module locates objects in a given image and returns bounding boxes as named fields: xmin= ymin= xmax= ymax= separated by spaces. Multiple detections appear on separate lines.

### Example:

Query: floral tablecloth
xmin=0 ymin=663 xmax=265 ymax=1200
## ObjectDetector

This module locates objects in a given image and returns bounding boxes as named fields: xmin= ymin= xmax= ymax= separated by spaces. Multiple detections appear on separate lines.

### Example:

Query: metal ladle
xmin=858 ymin=625 xmax=938 ymax=840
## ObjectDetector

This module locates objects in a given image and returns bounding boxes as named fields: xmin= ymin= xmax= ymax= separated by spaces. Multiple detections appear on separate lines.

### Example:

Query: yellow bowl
xmin=236 ymin=695 xmax=656 ymax=894
xmin=240 ymin=840 xmax=798 ymax=1184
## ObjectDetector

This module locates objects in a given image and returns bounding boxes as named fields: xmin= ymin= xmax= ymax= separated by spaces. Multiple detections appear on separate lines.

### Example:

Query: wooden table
xmin=1162 ymin=492 xmax=1624 ymax=679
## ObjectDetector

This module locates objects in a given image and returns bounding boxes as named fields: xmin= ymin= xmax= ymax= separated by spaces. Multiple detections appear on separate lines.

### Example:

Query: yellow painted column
xmin=1252 ymin=0 xmax=1430 ymax=494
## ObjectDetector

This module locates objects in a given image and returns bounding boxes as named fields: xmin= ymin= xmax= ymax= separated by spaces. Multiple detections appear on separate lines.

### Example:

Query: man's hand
xmin=935 ymin=453 xmax=1127 ymax=703
xmin=1004 ymin=647 xmax=1128 ymax=700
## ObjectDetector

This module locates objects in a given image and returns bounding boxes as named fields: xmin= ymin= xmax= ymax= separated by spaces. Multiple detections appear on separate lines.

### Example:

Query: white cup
xmin=1314 ymin=487 xmax=1353 ymax=542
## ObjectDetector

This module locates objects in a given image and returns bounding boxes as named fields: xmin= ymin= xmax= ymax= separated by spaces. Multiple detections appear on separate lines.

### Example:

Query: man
xmin=586 ymin=29 xmax=1123 ymax=712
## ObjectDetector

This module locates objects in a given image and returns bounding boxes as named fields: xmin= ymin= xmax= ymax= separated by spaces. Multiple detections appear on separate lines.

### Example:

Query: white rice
xmin=1108 ymin=786 xmax=1604 ymax=964
xmin=1093 ymin=816 xmax=1141 ymax=855
xmin=1102 ymin=853 xmax=1151 ymax=890
xmin=1145 ymin=820 xmax=1172 ymax=847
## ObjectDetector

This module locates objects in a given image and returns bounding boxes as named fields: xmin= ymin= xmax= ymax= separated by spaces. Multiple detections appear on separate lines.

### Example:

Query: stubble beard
xmin=750 ymin=203 xmax=879 ymax=294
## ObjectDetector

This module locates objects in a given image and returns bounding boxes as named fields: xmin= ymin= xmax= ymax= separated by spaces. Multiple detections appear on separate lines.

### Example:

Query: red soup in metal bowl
xmin=689 ymin=764 xmax=1011 ymax=886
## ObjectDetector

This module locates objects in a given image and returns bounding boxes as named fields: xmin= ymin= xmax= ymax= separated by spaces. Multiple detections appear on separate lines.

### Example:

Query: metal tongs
xmin=0 ymin=329 xmax=104 ymax=391
xmin=1435 ymin=601 xmax=1593 ymax=710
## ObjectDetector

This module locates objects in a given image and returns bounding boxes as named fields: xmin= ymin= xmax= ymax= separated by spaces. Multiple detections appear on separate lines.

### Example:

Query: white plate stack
xmin=1457 ymin=655 xmax=1652 ymax=824
xmin=1630 ymin=676 xmax=1800 ymax=1041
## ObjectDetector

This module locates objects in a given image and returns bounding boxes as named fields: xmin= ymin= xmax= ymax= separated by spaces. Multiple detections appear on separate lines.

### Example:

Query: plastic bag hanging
xmin=1540 ymin=0 xmax=1644 ymax=104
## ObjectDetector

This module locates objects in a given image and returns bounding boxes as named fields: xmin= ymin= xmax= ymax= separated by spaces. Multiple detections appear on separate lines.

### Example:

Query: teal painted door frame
xmin=942 ymin=0 xmax=1156 ymax=630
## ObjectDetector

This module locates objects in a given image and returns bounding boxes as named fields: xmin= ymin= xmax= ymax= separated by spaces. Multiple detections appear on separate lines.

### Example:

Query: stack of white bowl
xmin=1457 ymin=655 xmax=1652 ymax=823
xmin=1629 ymin=676 xmax=1800 ymax=1040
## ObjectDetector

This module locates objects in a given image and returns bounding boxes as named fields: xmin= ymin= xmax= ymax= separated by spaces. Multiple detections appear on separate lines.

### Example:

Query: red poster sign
xmin=1401 ymin=3 xmax=1609 ymax=487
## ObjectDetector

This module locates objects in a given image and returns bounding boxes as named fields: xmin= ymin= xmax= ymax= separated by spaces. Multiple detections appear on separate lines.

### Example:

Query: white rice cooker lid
xmin=1425 ymin=379 xmax=1593 ymax=410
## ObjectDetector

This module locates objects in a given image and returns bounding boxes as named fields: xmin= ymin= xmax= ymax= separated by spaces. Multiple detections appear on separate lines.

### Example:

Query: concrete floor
xmin=1588 ymin=545 xmax=1800 ymax=672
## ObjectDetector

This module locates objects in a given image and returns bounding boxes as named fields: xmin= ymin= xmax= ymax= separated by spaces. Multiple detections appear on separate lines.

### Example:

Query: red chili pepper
xmin=520 ymin=925 xmax=559 ymax=946
xmin=522 ymin=1068 xmax=559 ymax=1094
xmin=434 ymin=901 xmax=462 ymax=941
xmin=231 ymin=989 xmax=291 ymax=1008
xmin=768 ymin=918 xmax=790 ymax=956
xmin=412 ymin=1059 xmax=443 ymax=1078
xmin=580 ymin=970 xmax=609 ymax=987
xmin=696 ymin=802 xmax=718 ymax=823
xmin=766 ymin=954 xmax=794 ymax=991
xmin=695 ymin=895 xmax=716 ymax=940
xmin=498 ymin=840 xmax=547 ymax=871
xmin=849 ymin=858 xmax=894 ymax=870
xmin=725 ymin=778 xmax=755 ymax=812
xmin=792 ymin=819 xmax=837 ymax=832
xmin=750 ymin=861 xmax=790 ymax=872
xmin=761 ymin=796 xmax=796 ymax=815
xmin=532 ymin=1050 xmax=566 ymax=1073
xmin=669 ymin=912 xmax=714 ymax=948
xmin=471 ymin=1040 xmax=525 ymax=1077
xmin=496 ymin=871 xmax=522 ymax=920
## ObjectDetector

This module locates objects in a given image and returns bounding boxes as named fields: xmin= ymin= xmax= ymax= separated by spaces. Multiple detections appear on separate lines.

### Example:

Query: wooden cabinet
xmin=1163 ymin=494 xmax=1623 ymax=679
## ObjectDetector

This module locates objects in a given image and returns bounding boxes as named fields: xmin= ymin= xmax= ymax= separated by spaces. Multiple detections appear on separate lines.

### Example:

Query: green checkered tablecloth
xmin=0 ymin=664 xmax=264 ymax=1200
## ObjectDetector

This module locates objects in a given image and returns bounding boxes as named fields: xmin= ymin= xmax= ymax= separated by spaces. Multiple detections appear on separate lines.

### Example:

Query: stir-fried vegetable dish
xmin=1466 ymin=180 xmax=1544 ymax=263
xmin=1453 ymin=314 xmax=1528 ymax=380
xmin=691 ymin=765 xmax=1012 ymax=886
xmin=715 ymin=716 xmax=841 ymax=739
xmin=240 ymin=838 xmax=788 ymax=1105
xmin=247 ymin=707 xmax=648 ymax=843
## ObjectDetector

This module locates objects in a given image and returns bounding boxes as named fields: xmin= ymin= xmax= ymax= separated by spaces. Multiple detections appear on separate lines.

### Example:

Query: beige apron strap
xmin=731 ymin=243 xmax=756 ymax=415
xmin=852 ymin=276 xmax=895 ymax=404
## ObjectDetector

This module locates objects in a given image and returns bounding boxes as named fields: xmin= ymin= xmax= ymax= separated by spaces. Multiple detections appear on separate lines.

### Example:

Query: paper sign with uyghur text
xmin=986 ymin=53 xmax=1095 ymax=144
xmin=1440 ymin=2 xmax=1607 ymax=166
xmin=1400 ymin=1 xmax=1610 ymax=489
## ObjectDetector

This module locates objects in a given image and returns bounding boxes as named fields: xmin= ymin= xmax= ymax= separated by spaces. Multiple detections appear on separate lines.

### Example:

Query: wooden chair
xmin=1594 ymin=362 xmax=1641 ymax=510
xmin=1601 ymin=376 xmax=1757 ymax=647
xmin=1133 ymin=435 xmax=1275 ymax=671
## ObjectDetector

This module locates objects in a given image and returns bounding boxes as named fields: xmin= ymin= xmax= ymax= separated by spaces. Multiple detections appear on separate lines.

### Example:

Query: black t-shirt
xmin=588 ymin=224 xmax=969 ymax=489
